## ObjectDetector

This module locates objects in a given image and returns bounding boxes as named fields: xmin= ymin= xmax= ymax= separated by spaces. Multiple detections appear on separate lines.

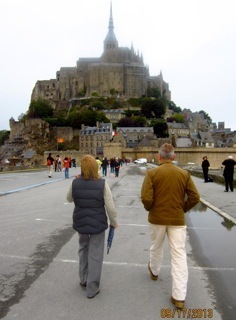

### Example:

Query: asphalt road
xmin=0 ymin=164 xmax=234 ymax=320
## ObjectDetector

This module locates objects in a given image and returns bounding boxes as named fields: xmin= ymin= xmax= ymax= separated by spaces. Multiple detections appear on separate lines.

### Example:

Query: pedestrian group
xmin=46 ymin=145 xmax=235 ymax=309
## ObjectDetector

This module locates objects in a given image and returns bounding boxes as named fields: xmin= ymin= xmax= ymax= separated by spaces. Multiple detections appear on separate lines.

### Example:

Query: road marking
xmin=117 ymin=206 xmax=140 ymax=208
xmin=55 ymin=259 xmax=235 ymax=271
xmin=0 ymin=253 xmax=234 ymax=271
xmin=32 ymin=220 xmax=220 ymax=230
xmin=0 ymin=254 xmax=30 ymax=261
xmin=35 ymin=218 xmax=70 ymax=222
xmin=0 ymin=178 xmax=66 ymax=196
xmin=119 ymin=223 xmax=149 ymax=227
xmin=118 ymin=195 xmax=139 ymax=197
xmin=187 ymin=226 xmax=220 ymax=230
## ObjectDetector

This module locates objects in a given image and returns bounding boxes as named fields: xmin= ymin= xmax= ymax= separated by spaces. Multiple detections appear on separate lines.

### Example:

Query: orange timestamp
xmin=160 ymin=308 xmax=213 ymax=318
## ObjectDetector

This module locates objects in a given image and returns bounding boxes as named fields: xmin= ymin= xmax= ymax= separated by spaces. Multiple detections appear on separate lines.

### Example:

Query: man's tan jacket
xmin=141 ymin=160 xmax=200 ymax=225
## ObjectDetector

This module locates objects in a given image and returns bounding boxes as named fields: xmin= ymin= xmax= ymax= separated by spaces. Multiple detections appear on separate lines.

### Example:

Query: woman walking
xmin=63 ymin=157 xmax=70 ymax=178
xmin=202 ymin=156 xmax=210 ymax=183
xmin=66 ymin=155 xmax=117 ymax=298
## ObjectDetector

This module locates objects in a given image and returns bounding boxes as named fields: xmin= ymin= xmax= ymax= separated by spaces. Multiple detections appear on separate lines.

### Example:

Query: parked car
xmin=134 ymin=158 xmax=147 ymax=164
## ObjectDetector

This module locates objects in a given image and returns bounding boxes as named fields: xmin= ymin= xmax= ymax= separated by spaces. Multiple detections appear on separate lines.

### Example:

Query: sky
xmin=1 ymin=0 xmax=236 ymax=131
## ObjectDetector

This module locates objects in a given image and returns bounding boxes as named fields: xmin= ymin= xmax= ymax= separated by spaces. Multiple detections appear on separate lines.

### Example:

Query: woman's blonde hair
xmin=81 ymin=155 xmax=100 ymax=180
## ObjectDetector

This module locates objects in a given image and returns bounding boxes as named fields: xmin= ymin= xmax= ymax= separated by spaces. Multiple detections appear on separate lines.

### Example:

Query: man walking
xmin=141 ymin=143 xmax=200 ymax=309
xmin=47 ymin=153 xmax=54 ymax=178
xmin=222 ymin=155 xmax=236 ymax=192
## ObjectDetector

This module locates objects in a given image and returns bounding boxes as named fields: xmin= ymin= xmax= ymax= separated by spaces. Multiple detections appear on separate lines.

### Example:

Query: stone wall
xmin=10 ymin=118 xmax=50 ymax=139
xmin=103 ymin=142 xmax=123 ymax=159
xmin=43 ymin=146 xmax=236 ymax=172
xmin=174 ymin=148 xmax=236 ymax=169
xmin=119 ymin=146 xmax=236 ymax=168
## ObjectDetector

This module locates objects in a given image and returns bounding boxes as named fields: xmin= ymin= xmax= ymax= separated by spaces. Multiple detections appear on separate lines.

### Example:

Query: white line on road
xmin=119 ymin=223 xmax=148 ymax=227
xmin=117 ymin=206 xmax=140 ymax=208
xmin=35 ymin=218 xmax=70 ymax=222
xmin=118 ymin=195 xmax=139 ymax=197
xmin=56 ymin=259 xmax=235 ymax=271
xmin=33 ymin=220 xmax=220 ymax=230
xmin=0 ymin=254 xmax=30 ymax=261
xmin=1 ymin=254 xmax=234 ymax=271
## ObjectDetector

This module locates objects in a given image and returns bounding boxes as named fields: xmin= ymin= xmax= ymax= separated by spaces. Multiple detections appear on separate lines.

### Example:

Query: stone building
xmin=102 ymin=109 xmax=126 ymax=124
xmin=116 ymin=127 xmax=155 ymax=148
xmin=79 ymin=122 xmax=113 ymax=156
xmin=31 ymin=3 xmax=171 ymax=110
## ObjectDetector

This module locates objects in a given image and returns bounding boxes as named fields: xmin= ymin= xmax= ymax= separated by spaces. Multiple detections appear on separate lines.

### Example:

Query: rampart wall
xmin=45 ymin=145 xmax=236 ymax=170
xmin=119 ymin=146 xmax=236 ymax=169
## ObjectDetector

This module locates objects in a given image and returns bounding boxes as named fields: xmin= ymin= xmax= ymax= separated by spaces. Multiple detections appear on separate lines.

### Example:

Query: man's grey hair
xmin=159 ymin=143 xmax=175 ymax=159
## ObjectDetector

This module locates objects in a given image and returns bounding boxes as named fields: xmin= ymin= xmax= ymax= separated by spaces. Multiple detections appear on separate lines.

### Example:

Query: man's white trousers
xmin=149 ymin=224 xmax=188 ymax=301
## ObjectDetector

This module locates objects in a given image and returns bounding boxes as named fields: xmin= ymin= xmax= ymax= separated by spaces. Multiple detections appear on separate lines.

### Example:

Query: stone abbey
xmin=31 ymin=3 xmax=171 ymax=109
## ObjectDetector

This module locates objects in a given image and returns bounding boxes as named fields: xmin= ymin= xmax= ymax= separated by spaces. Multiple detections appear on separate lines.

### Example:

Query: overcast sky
xmin=1 ymin=0 xmax=236 ymax=131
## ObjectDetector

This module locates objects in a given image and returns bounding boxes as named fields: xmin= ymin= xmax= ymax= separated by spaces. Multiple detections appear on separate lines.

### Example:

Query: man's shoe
xmin=224 ymin=190 xmax=228 ymax=192
xmin=87 ymin=290 xmax=100 ymax=299
xmin=148 ymin=262 xmax=158 ymax=281
xmin=171 ymin=296 xmax=185 ymax=309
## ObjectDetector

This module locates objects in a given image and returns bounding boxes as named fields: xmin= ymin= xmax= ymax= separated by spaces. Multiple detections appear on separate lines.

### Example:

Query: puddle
xmin=187 ymin=202 xmax=236 ymax=267
xmin=187 ymin=203 xmax=236 ymax=318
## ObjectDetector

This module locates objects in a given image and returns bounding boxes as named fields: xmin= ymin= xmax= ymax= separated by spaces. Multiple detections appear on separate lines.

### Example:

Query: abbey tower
xmin=31 ymin=3 xmax=171 ymax=110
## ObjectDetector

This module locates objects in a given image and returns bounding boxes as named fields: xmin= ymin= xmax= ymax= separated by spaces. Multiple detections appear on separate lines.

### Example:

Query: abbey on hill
xmin=31 ymin=3 xmax=171 ymax=110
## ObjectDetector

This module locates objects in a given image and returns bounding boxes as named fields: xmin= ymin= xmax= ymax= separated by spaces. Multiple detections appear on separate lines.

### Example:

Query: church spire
xmin=104 ymin=1 xmax=118 ymax=52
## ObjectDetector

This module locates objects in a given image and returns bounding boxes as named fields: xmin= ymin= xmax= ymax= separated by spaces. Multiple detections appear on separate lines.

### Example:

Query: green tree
xmin=117 ymin=117 xmax=136 ymax=127
xmin=152 ymin=120 xmax=169 ymax=138
xmin=110 ymin=88 xmax=119 ymax=97
xmin=168 ymin=101 xmax=182 ymax=114
xmin=172 ymin=114 xmax=185 ymax=123
xmin=141 ymin=98 xmax=166 ymax=119
xmin=125 ymin=109 xmax=141 ymax=117
xmin=0 ymin=130 xmax=10 ymax=146
xmin=146 ymin=87 xmax=161 ymax=98
xmin=91 ymin=91 xmax=99 ymax=97
xmin=127 ymin=98 xmax=142 ymax=108
xmin=91 ymin=101 xmax=105 ymax=110
xmin=199 ymin=110 xmax=212 ymax=123
xmin=47 ymin=110 xmax=70 ymax=126
xmin=111 ymin=99 xmax=122 ymax=109
xmin=132 ymin=115 xmax=146 ymax=127
xmin=27 ymin=99 xmax=54 ymax=119
xmin=67 ymin=110 xmax=109 ymax=128
xmin=77 ymin=89 xmax=86 ymax=97
xmin=18 ymin=113 xmax=27 ymax=121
